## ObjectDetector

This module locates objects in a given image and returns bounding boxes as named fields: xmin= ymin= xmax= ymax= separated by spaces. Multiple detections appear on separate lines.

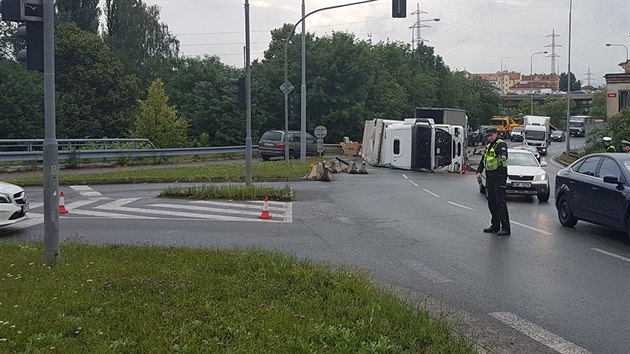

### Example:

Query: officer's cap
xmin=622 ymin=140 xmax=630 ymax=146
xmin=603 ymin=136 xmax=612 ymax=142
xmin=484 ymin=127 xmax=498 ymax=135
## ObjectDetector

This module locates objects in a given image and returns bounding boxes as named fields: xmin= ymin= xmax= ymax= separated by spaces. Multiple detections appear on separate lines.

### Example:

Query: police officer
xmin=476 ymin=127 xmax=511 ymax=236
xmin=603 ymin=137 xmax=616 ymax=153
xmin=621 ymin=140 xmax=630 ymax=153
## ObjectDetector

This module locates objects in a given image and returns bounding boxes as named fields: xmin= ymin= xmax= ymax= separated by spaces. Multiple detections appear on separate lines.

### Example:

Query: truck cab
xmin=522 ymin=115 xmax=551 ymax=156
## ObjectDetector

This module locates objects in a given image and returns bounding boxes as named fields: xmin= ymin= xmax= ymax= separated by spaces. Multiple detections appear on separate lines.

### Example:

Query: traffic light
xmin=392 ymin=0 xmax=406 ymax=18
xmin=229 ymin=77 xmax=246 ymax=109
xmin=0 ymin=0 xmax=44 ymax=71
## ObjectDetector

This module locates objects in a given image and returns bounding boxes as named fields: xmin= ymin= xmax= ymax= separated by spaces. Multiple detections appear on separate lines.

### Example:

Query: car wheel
xmin=557 ymin=195 xmax=578 ymax=227
xmin=538 ymin=191 xmax=550 ymax=202
xmin=261 ymin=155 xmax=270 ymax=161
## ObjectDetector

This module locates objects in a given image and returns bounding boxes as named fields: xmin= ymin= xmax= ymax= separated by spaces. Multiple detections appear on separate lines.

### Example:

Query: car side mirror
xmin=540 ymin=161 xmax=548 ymax=167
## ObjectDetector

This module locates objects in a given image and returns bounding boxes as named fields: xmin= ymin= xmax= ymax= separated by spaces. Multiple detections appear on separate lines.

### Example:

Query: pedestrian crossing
xmin=6 ymin=195 xmax=293 ymax=232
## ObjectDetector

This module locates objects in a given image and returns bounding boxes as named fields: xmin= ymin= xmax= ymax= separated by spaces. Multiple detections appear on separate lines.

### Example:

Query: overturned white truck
xmin=361 ymin=113 xmax=466 ymax=173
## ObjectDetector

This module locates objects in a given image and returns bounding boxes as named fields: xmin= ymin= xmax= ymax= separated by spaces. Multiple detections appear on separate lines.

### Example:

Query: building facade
xmin=605 ymin=61 xmax=630 ymax=117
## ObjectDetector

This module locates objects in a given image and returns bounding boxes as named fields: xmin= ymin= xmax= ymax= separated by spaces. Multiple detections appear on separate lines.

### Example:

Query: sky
xmin=136 ymin=0 xmax=630 ymax=87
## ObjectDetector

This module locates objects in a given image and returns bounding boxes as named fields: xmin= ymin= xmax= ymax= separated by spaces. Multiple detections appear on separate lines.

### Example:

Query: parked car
xmin=467 ymin=129 xmax=483 ymax=146
xmin=555 ymin=153 xmax=630 ymax=240
xmin=510 ymin=126 xmax=524 ymax=142
xmin=479 ymin=148 xmax=549 ymax=202
xmin=0 ymin=182 xmax=29 ymax=226
xmin=258 ymin=130 xmax=318 ymax=160
xmin=550 ymin=130 xmax=566 ymax=142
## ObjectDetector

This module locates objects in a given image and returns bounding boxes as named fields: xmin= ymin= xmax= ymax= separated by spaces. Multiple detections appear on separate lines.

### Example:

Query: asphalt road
xmin=3 ymin=136 xmax=629 ymax=353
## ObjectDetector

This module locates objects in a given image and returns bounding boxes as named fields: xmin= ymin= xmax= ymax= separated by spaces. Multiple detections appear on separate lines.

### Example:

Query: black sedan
xmin=550 ymin=130 xmax=566 ymax=142
xmin=555 ymin=153 xmax=630 ymax=240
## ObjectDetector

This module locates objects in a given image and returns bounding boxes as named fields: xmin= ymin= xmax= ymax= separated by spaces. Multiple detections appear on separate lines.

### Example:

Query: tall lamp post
xmin=530 ymin=51 xmax=548 ymax=115
xmin=605 ymin=43 xmax=629 ymax=62
xmin=283 ymin=0 xmax=377 ymax=163
xmin=565 ymin=0 xmax=573 ymax=155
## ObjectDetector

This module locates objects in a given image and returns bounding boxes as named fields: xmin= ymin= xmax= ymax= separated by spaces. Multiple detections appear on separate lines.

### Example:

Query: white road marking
xmin=448 ymin=201 xmax=476 ymax=211
xmin=422 ymin=188 xmax=440 ymax=198
xmin=592 ymin=248 xmax=630 ymax=263
xmin=402 ymin=174 xmax=409 ymax=179
xmin=402 ymin=259 xmax=451 ymax=283
xmin=284 ymin=202 xmax=293 ymax=223
xmin=489 ymin=312 xmax=590 ymax=354
xmin=96 ymin=203 xmax=286 ymax=223
xmin=149 ymin=203 xmax=263 ymax=216
xmin=64 ymin=200 xmax=101 ymax=210
xmin=511 ymin=221 xmax=553 ymax=235
xmin=409 ymin=181 xmax=419 ymax=187
xmin=190 ymin=200 xmax=285 ymax=212
xmin=69 ymin=209 xmax=159 ymax=219
xmin=96 ymin=198 xmax=142 ymax=209
xmin=28 ymin=202 xmax=44 ymax=210
xmin=69 ymin=185 xmax=104 ymax=198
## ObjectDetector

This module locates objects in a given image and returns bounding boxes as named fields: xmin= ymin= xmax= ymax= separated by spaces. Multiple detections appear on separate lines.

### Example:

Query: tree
xmin=104 ymin=0 xmax=179 ymax=82
xmin=589 ymin=89 xmax=607 ymax=118
xmin=133 ymin=79 xmax=188 ymax=148
xmin=0 ymin=59 xmax=44 ymax=138
xmin=55 ymin=23 xmax=140 ymax=138
xmin=56 ymin=0 xmax=101 ymax=33
xmin=559 ymin=72 xmax=581 ymax=91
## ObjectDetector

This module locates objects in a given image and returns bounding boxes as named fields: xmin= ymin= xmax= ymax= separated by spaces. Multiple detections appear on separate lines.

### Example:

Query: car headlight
xmin=0 ymin=193 xmax=10 ymax=204
xmin=534 ymin=172 xmax=547 ymax=181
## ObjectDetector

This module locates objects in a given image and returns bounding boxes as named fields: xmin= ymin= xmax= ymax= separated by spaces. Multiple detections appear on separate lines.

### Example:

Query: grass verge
xmin=0 ymin=242 xmax=475 ymax=353
xmin=6 ymin=160 xmax=311 ymax=186
xmin=555 ymin=152 xmax=579 ymax=166
xmin=160 ymin=184 xmax=293 ymax=201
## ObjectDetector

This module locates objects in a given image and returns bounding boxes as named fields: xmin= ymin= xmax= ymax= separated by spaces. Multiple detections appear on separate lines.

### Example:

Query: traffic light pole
xmin=244 ymin=0 xmax=252 ymax=186
xmin=42 ymin=0 xmax=59 ymax=264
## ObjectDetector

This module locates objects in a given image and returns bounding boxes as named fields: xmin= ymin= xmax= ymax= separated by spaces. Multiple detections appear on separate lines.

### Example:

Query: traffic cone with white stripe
xmin=258 ymin=196 xmax=272 ymax=220
xmin=58 ymin=191 xmax=69 ymax=214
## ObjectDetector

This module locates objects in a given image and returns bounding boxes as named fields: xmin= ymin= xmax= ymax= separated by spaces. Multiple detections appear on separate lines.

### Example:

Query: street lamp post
xmin=566 ymin=0 xmax=573 ymax=155
xmin=282 ymin=0 xmax=377 ymax=163
xmin=530 ymin=51 xmax=548 ymax=115
xmin=605 ymin=43 xmax=629 ymax=62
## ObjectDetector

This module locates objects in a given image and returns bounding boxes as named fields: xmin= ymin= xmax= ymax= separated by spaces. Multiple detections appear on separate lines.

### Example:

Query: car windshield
xmin=570 ymin=121 xmax=583 ymax=127
xmin=552 ymin=131 xmax=562 ymax=135
xmin=261 ymin=131 xmax=283 ymax=141
xmin=512 ymin=127 xmax=523 ymax=132
xmin=509 ymin=152 xmax=540 ymax=167
xmin=524 ymin=130 xmax=546 ymax=140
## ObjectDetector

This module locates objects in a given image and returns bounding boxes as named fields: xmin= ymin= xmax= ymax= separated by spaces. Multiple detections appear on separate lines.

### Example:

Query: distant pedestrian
xmin=603 ymin=137 xmax=616 ymax=153
xmin=622 ymin=140 xmax=630 ymax=153
xmin=476 ymin=127 xmax=510 ymax=236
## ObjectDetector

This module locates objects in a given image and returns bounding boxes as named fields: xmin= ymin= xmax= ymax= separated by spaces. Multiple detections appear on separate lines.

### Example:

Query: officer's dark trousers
xmin=486 ymin=176 xmax=510 ymax=231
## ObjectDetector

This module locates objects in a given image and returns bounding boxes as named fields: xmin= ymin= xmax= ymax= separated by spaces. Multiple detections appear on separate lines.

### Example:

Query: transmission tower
xmin=585 ymin=67 xmax=593 ymax=87
xmin=410 ymin=3 xmax=429 ymax=50
xmin=545 ymin=29 xmax=561 ymax=75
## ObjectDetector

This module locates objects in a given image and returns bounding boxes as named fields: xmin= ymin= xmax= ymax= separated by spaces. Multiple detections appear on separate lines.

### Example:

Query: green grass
xmin=555 ymin=152 xmax=579 ymax=166
xmin=6 ymin=160 xmax=311 ymax=186
xmin=160 ymin=184 xmax=293 ymax=201
xmin=0 ymin=242 xmax=475 ymax=353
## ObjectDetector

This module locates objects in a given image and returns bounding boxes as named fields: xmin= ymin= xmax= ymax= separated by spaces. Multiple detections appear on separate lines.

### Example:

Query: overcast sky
xmin=139 ymin=0 xmax=629 ymax=87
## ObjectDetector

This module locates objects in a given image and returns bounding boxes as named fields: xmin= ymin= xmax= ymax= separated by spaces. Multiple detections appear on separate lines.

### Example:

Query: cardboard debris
xmin=304 ymin=158 xmax=368 ymax=181
xmin=340 ymin=136 xmax=362 ymax=156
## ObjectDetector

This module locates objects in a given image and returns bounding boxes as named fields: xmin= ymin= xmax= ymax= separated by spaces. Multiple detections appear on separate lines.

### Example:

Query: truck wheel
xmin=558 ymin=195 xmax=578 ymax=227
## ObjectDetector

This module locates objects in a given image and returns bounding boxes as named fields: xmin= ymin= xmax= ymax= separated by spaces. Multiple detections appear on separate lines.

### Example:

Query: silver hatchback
xmin=258 ymin=130 xmax=318 ymax=160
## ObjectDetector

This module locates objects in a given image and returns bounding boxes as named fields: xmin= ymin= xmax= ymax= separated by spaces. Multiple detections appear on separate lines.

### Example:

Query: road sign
xmin=314 ymin=125 xmax=327 ymax=139
xmin=279 ymin=81 xmax=294 ymax=94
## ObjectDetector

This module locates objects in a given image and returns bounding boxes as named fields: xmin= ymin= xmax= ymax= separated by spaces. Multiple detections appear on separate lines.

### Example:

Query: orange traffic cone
xmin=258 ymin=196 xmax=272 ymax=220
xmin=58 ymin=191 xmax=69 ymax=214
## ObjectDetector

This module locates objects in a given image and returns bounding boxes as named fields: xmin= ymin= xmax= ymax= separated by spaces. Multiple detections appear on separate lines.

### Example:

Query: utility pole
xmin=410 ymin=4 xmax=427 ymax=49
xmin=546 ymin=29 xmax=561 ymax=92
xmin=244 ymin=0 xmax=252 ymax=185
xmin=585 ymin=67 xmax=592 ymax=87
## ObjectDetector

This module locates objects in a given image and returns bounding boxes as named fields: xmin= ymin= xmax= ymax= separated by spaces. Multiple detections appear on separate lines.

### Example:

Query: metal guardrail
xmin=0 ymin=138 xmax=158 ymax=151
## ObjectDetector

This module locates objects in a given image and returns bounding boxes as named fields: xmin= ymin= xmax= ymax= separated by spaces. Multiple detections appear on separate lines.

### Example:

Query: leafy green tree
xmin=589 ymin=89 xmax=607 ymax=118
xmin=0 ymin=59 xmax=44 ymax=138
xmin=56 ymin=0 xmax=101 ymax=33
xmin=104 ymin=0 xmax=179 ymax=82
xmin=133 ymin=79 xmax=188 ymax=148
xmin=55 ymin=22 xmax=140 ymax=138
xmin=559 ymin=72 xmax=581 ymax=91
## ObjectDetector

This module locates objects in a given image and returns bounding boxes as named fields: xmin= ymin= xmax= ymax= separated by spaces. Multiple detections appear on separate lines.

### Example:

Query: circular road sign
xmin=314 ymin=125 xmax=327 ymax=139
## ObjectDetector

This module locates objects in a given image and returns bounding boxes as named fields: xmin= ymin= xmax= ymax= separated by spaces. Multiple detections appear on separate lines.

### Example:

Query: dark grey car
xmin=258 ymin=130 xmax=318 ymax=160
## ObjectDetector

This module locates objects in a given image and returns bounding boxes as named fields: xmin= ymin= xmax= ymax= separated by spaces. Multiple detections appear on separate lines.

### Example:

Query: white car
xmin=0 ymin=182 xmax=29 ymax=226
xmin=479 ymin=148 xmax=550 ymax=202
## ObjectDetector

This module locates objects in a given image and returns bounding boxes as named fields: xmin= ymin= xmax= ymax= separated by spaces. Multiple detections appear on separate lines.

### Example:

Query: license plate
xmin=513 ymin=182 xmax=531 ymax=188
xmin=264 ymin=143 xmax=274 ymax=147
xmin=21 ymin=204 xmax=28 ymax=213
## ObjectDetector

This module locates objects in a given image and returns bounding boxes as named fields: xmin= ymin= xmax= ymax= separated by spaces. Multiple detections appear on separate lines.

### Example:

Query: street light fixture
xmin=283 ymin=0 xmax=377 ymax=163
xmin=530 ymin=51 xmax=548 ymax=115
xmin=409 ymin=18 xmax=440 ymax=50
xmin=605 ymin=43 xmax=629 ymax=62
